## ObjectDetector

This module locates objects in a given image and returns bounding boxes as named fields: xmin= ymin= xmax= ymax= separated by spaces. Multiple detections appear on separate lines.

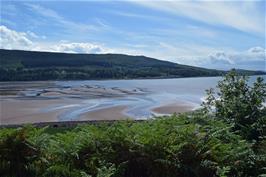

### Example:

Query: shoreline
xmin=0 ymin=73 xmax=265 ymax=83
xmin=0 ymin=98 xmax=196 ymax=125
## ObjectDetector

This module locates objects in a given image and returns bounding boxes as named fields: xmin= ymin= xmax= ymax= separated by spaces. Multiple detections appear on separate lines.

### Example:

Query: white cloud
xmin=247 ymin=46 xmax=266 ymax=55
xmin=0 ymin=25 xmax=33 ymax=50
xmin=132 ymin=1 xmax=264 ymax=35
xmin=32 ymin=41 xmax=110 ymax=54
xmin=209 ymin=52 xmax=234 ymax=65
xmin=199 ymin=47 xmax=266 ymax=70
xmin=51 ymin=42 xmax=108 ymax=54
xmin=0 ymin=25 xmax=108 ymax=54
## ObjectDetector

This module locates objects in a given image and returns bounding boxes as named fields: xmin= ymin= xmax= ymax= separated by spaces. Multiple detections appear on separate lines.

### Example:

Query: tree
xmin=202 ymin=70 xmax=266 ymax=141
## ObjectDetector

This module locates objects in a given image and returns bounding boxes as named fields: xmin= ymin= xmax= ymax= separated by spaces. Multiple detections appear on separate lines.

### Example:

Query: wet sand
xmin=0 ymin=82 xmax=148 ymax=124
xmin=0 ymin=99 xmax=75 ymax=124
xmin=0 ymin=98 xmax=194 ymax=125
xmin=79 ymin=106 xmax=129 ymax=121
xmin=0 ymin=81 xmax=197 ymax=125
xmin=152 ymin=102 xmax=194 ymax=115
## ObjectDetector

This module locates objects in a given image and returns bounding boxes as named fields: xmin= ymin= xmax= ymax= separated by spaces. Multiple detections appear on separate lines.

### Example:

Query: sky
xmin=0 ymin=0 xmax=265 ymax=71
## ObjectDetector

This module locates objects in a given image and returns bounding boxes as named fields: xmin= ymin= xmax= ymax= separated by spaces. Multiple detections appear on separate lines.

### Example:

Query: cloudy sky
xmin=0 ymin=0 xmax=265 ymax=70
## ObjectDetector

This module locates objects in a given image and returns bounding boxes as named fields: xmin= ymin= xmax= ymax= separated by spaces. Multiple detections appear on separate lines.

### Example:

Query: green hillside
xmin=0 ymin=49 xmax=264 ymax=81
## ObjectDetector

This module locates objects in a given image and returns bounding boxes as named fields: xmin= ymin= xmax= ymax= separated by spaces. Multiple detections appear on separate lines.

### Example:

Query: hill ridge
xmin=0 ymin=49 xmax=264 ymax=81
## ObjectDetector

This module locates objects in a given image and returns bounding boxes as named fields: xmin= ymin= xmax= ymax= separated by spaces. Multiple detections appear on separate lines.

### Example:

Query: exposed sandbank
xmin=0 ymin=98 xmax=195 ymax=125
xmin=79 ymin=106 xmax=129 ymax=121
xmin=1 ymin=99 xmax=69 ymax=124
xmin=152 ymin=102 xmax=194 ymax=115
xmin=0 ymin=81 xmax=196 ymax=125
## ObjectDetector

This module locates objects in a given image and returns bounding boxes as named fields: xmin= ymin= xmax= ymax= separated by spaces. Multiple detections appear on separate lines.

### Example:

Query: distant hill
xmin=0 ymin=49 xmax=264 ymax=81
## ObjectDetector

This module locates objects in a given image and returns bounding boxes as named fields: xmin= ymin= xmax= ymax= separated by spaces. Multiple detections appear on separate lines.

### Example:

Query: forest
xmin=1 ymin=49 xmax=265 ymax=81
xmin=0 ymin=71 xmax=265 ymax=177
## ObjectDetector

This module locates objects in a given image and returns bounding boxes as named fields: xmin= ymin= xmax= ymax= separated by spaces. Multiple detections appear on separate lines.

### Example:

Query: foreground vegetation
xmin=1 ymin=49 xmax=265 ymax=81
xmin=0 ymin=71 xmax=265 ymax=177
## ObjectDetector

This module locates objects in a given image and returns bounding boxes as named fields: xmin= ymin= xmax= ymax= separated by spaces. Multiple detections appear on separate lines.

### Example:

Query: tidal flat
xmin=1 ymin=76 xmax=263 ymax=125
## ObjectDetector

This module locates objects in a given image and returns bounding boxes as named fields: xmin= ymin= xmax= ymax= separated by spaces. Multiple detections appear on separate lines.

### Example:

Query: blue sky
xmin=0 ymin=0 xmax=265 ymax=70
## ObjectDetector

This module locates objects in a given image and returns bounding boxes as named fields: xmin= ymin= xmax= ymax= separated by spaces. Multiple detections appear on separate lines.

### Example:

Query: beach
xmin=1 ymin=77 xmax=229 ymax=125
xmin=2 ymin=74 xmax=264 ymax=125
xmin=152 ymin=102 xmax=194 ymax=115
xmin=0 ymin=97 xmax=194 ymax=125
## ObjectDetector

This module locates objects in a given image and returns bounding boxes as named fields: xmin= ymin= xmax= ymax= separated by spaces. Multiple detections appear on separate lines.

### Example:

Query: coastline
xmin=6 ymin=75 xmax=262 ymax=125
xmin=0 ymin=98 xmax=195 ymax=125
xmin=0 ymin=73 xmax=265 ymax=83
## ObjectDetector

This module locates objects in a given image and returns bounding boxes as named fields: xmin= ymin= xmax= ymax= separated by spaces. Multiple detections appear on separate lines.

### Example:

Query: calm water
xmin=54 ymin=75 xmax=265 ymax=119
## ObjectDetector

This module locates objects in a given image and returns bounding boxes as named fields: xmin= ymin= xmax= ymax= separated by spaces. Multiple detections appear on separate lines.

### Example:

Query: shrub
xmin=0 ymin=115 xmax=257 ymax=177
xmin=202 ymin=70 xmax=266 ymax=141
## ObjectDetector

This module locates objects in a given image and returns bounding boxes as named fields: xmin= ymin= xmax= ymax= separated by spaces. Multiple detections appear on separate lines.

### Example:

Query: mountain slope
xmin=0 ymin=49 xmax=264 ymax=81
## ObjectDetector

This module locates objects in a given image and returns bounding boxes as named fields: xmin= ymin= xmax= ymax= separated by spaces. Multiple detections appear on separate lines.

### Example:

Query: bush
xmin=0 ymin=127 xmax=40 ymax=177
xmin=0 ymin=115 xmax=259 ymax=177
xmin=202 ymin=70 xmax=266 ymax=141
